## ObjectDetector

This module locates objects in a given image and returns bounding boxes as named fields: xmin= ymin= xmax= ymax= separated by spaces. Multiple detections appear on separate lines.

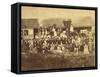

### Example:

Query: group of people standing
xmin=22 ymin=25 xmax=94 ymax=55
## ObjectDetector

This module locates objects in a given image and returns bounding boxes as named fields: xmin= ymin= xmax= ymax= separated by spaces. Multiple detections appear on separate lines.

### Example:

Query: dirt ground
xmin=21 ymin=52 xmax=95 ymax=71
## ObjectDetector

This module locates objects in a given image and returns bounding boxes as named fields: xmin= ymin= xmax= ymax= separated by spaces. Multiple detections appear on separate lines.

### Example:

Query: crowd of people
xmin=21 ymin=25 xmax=94 ymax=55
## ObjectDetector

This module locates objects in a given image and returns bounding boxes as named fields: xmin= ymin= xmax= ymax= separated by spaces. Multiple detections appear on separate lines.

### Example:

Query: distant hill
xmin=73 ymin=16 xmax=94 ymax=27
xmin=21 ymin=16 xmax=94 ymax=29
xmin=41 ymin=18 xmax=66 ymax=28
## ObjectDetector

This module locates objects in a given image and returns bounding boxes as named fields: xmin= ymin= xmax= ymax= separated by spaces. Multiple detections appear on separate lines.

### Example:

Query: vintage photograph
xmin=21 ymin=6 xmax=96 ymax=71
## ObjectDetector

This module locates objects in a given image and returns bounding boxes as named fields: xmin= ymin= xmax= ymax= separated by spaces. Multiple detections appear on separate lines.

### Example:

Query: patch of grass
xmin=21 ymin=53 xmax=95 ymax=71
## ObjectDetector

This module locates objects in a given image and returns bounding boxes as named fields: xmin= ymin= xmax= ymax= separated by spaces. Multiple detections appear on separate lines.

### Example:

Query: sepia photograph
xmin=21 ymin=5 xmax=96 ymax=71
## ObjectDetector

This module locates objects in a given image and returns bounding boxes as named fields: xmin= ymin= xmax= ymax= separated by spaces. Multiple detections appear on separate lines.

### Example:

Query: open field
xmin=21 ymin=52 xmax=95 ymax=71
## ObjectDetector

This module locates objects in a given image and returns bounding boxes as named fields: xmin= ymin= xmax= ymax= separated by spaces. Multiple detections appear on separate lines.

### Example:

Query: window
xmin=24 ymin=30 xmax=28 ymax=36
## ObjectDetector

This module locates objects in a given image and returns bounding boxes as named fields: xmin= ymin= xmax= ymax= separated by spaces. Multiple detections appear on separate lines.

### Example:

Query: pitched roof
xmin=21 ymin=19 xmax=39 ymax=28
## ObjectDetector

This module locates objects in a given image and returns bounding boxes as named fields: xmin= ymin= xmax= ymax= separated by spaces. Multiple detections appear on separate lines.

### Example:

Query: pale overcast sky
xmin=21 ymin=6 xmax=95 ymax=24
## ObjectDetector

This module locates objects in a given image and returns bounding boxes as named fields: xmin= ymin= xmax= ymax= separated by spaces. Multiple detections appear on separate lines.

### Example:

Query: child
xmin=83 ymin=44 xmax=89 ymax=54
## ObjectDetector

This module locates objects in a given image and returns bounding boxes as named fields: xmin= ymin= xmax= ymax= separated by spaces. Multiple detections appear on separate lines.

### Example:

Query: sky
xmin=21 ymin=6 xmax=95 ymax=24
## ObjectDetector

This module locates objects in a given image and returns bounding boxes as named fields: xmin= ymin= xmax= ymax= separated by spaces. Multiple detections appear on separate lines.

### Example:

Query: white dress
xmin=84 ymin=44 xmax=89 ymax=54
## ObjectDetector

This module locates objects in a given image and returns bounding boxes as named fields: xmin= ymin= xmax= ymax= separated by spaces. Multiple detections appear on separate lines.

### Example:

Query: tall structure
xmin=63 ymin=19 xmax=72 ymax=38
xmin=63 ymin=19 xmax=72 ymax=31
